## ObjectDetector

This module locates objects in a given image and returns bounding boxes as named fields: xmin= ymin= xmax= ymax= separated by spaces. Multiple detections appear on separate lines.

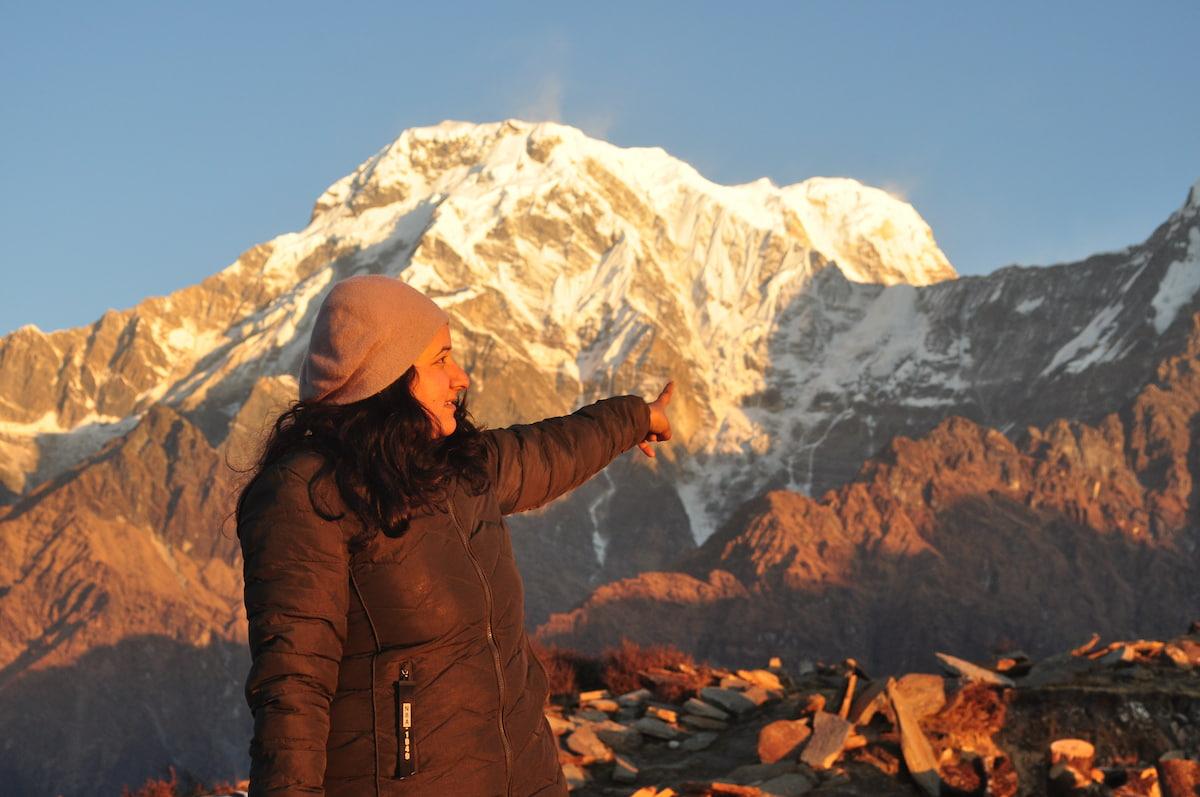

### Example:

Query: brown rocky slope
xmin=537 ymin=315 xmax=1200 ymax=674
xmin=0 ymin=397 xmax=259 ymax=796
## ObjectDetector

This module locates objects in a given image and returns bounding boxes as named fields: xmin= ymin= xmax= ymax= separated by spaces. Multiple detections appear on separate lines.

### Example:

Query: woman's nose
xmin=452 ymin=363 xmax=470 ymax=391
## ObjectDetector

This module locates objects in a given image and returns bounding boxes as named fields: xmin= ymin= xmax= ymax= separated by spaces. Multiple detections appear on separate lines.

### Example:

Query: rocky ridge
xmin=1 ymin=122 xmax=1197 ymax=614
xmin=537 ymin=309 xmax=1200 ymax=673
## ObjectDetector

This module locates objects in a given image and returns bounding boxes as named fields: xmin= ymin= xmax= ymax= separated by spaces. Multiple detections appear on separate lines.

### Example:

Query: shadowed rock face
xmin=537 ymin=315 xmax=1200 ymax=673
xmin=0 ymin=401 xmax=251 ymax=796
xmin=0 ymin=636 xmax=251 ymax=797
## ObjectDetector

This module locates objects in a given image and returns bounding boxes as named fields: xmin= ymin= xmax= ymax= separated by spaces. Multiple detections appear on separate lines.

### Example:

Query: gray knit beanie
xmin=299 ymin=275 xmax=450 ymax=405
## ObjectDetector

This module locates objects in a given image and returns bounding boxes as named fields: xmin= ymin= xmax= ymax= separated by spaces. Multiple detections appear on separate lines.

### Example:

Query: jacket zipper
xmin=394 ymin=661 xmax=416 ymax=778
xmin=447 ymin=503 xmax=513 ymax=794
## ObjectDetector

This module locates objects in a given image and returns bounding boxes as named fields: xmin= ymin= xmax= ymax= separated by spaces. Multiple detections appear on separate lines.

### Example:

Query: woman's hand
xmin=637 ymin=380 xmax=675 ymax=458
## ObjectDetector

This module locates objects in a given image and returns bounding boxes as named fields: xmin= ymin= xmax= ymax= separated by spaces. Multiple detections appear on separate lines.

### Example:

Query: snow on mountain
xmin=1 ymin=119 xmax=1197 ymax=575
xmin=0 ymin=119 xmax=953 ymax=497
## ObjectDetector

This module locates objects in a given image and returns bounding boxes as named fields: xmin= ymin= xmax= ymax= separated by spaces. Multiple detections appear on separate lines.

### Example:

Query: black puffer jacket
xmin=238 ymin=395 xmax=651 ymax=796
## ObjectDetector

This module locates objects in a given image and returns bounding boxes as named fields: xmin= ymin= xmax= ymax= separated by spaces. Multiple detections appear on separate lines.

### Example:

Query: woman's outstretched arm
xmin=483 ymin=381 xmax=674 ymax=515
xmin=239 ymin=463 xmax=349 ymax=796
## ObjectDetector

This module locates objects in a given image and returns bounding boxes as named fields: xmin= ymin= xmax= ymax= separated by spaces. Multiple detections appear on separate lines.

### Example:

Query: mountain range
xmin=0 ymin=119 xmax=1196 ymax=794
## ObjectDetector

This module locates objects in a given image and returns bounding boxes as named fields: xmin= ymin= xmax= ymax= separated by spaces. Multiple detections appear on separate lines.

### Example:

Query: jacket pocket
xmin=393 ymin=660 xmax=417 ymax=778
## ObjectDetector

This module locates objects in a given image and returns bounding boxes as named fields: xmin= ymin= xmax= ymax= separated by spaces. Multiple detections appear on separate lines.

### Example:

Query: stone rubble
xmin=543 ymin=623 xmax=1200 ymax=796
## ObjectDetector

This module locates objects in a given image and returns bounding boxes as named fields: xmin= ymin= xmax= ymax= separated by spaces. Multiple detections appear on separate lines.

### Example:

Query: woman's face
xmin=411 ymin=323 xmax=470 ymax=438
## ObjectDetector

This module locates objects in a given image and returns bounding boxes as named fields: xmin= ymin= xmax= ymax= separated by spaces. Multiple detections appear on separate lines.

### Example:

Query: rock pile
xmin=551 ymin=626 xmax=1200 ymax=796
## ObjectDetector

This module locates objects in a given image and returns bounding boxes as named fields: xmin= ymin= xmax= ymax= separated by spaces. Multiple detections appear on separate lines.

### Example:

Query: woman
xmin=236 ymin=274 xmax=674 ymax=796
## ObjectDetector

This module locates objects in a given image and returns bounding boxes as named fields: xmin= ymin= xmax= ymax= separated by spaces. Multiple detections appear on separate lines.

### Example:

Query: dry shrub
xmin=121 ymin=766 xmax=182 ymax=797
xmin=528 ymin=638 xmax=602 ymax=698
xmin=601 ymin=638 xmax=709 ymax=702
xmin=120 ymin=766 xmax=235 ymax=797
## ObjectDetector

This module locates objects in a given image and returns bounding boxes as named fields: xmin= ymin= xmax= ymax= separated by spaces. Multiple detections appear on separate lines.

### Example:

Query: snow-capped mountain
xmin=1 ymin=119 xmax=1198 ymax=795
xmin=0 ymin=121 xmax=954 ymax=501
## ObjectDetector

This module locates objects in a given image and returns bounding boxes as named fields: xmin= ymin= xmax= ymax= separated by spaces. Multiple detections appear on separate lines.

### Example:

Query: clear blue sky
xmin=2 ymin=2 xmax=1198 ymax=337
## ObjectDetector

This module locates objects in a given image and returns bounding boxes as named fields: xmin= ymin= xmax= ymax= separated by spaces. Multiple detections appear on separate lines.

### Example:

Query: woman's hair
xmin=235 ymin=367 xmax=490 ymax=553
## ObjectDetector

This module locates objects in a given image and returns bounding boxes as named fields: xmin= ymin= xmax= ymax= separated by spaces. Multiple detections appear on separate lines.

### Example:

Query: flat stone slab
xmin=799 ymin=711 xmax=852 ymax=770
xmin=612 ymin=754 xmax=639 ymax=784
xmin=848 ymin=679 xmax=890 ymax=725
xmin=684 ymin=697 xmax=731 ymax=721
xmin=936 ymin=652 xmax=1017 ymax=687
xmin=592 ymin=719 xmax=642 ymax=752
xmin=584 ymin=698 xmax=620 ymax=714
xmin=760 ymin=772 xmax=816 ymax=796
xmin=634 ymin=716 xmax=681 ymax=740
xmin=758 ymin=718 xmax=812 ymax=764
xmin=742 ymin=685 xmax=772 ymax=707
xmin=700 ymin=686 xmax=758 ymax=717
xmin=562 ymin=761 xmax=587 ymax=789
xmin=617 ymin=688 xmax=652 ymax=707
xmin=737 ymin=668 xmax=784 ymax=691
xmin=565 ymin=724 xmax=612 ymax=760
xmin=887 ymin=678 xmax=942 ymax=796
xmin=681 ymin=731 xmax=720 ymax=752
xmin=545 ymin=713 xmax=575 ymax=736
xmin=892 ymin=673 xmax=947 ymax=720
xmin=646 ymin=705 xmax=678 ymax=723
xmin=682 ymin=714 xmax=729 ymax=731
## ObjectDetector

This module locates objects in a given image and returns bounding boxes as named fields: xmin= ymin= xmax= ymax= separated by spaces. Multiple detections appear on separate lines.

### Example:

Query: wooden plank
xmin=887 ymin=678 xmax=942 ymax=796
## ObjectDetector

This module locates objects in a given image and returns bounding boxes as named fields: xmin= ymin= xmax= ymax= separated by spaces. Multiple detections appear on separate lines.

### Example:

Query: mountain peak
xmin=308 ymin=119 xmax=956 ymax=288
xmin=782 ymin=176 xmax=956 ymax=286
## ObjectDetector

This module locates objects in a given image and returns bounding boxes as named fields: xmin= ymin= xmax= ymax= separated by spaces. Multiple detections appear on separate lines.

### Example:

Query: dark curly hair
xmin=234 ymin=367 xmax=490 ymax=553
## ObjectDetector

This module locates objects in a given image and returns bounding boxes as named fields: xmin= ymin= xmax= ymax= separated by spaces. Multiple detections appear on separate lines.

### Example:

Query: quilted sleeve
xmin=483 ymin=394 xmax=651 ymax=515
xmin=238 ymin=463 xmax=349 ymax=796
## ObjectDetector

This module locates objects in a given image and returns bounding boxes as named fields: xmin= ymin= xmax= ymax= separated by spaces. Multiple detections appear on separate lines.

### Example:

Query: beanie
xmin=299 ymin=275 xmax=450 ymax=405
